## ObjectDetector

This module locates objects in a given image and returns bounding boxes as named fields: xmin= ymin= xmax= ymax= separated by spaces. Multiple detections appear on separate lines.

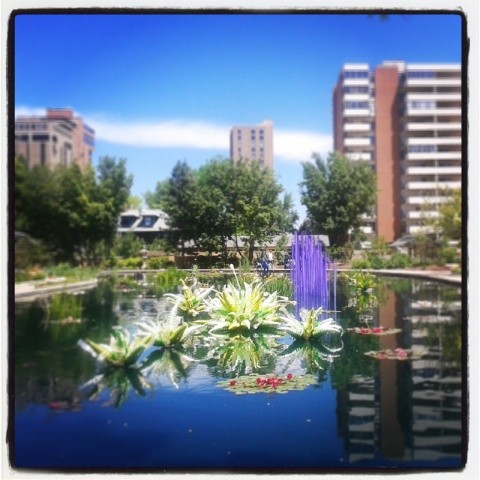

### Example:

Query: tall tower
xmin=230 ymin=120 xmax=274 ymax=169
xmin=332 ymin=64 xmax=376 ymax=236
xmin=333 ymin=61 xmax=461 ymax=242
xmin=400 ymin=63 xmax=462 ymax=236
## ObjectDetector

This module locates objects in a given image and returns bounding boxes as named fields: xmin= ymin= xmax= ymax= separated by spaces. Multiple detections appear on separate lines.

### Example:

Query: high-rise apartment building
xmin=333 ymin=61 xmax=461 ymax=242
xmin=230 ymin=120 xmax=274 ymax=169
xmin=15 ymin=108 xmax=95 ymax=170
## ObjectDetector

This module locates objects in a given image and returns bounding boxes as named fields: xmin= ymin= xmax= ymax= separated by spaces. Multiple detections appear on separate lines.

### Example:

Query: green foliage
xmin=205 ymin=333 xmax=280 ymax=376
xmin=300 ymin=152 xmax=377 ymax=247
xmin=280 ymin=307 xmax=343 ymax=340
xmin=113 ymin=233 xmax=143 ymax=259
xmin=437 ymin=188 xmax=461 ymax=243
xmin=145 ymin=158 xmax=297 ymax=261
xmin=43 ymin=263 xmax=100 ymax=281
xmin=140 ymin=348 xmax=196 ymax=388
xmin=154 ymin=268 xmax=188 ymax=287
xmin=263 ymin=275 xmax=293 ymax=298
xmin=439 ymin=246 xmax=460 ymax=265
xmin=328 ymin=243 xmax=354 ymax=262
xmin=345 ymin=271 xmax=379 ymax=293
xmin=280 ymin=339 xmax=343 ymax=375
xmin=14 ymin=156 xmax=133 ymax=266
xmin=135 ymin=302 xmax=203 ymax=348
xmin=350 ymin=258 xmax=372 ymax=269
xmin=15 ymin=235 xmax=49 ymax=271
xmin=47 ymin=293 xmax=83 ymax=322
xmin=79 ymin=326 xmax=150 ymax=368
xmin=116 ymin=257 xmax=143 ymax=269
xmin=164 ymin=280 xmax=213 ymax=317
xmin=387 ymin=253 xmax=412 ymax=269
xmin=368 ymin=254 xmax=386 ymax=270
xmin=203 ymin=267 xmax=294 ymax=333
xmin=81 ymin=367 xmax=150 ymax=408
xmin=146 ymin=256 xmax=174 ymax=269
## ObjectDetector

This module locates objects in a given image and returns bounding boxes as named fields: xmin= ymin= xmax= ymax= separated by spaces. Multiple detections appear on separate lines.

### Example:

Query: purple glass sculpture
xmin=290 ymin=232 xmax=336 ymax=318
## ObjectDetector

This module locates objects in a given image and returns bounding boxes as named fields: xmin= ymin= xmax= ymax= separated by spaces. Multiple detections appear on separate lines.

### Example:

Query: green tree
xmin=95 ymin=156 xmax=134 ymax=257
xmin=14 ymin=156 xmax=133 ymax=266
xmin=300 ymin=152 xmax=377 ymax=247
xmin=226 ymin=160 xmax=297 ymax=261
xmin=146 ymin=158 xmax=297 ymax=263
xmin=145 ymin=160 xmax=202 ymax=253
xmin=127 ymin=195 xmax=143 ymax=210
xmin=437 ymin=188 xmax=461 ymax=244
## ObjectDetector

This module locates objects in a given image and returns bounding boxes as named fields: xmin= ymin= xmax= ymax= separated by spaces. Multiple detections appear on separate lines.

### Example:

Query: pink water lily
xmin=395 ymin=348 xmax=408 ymax=358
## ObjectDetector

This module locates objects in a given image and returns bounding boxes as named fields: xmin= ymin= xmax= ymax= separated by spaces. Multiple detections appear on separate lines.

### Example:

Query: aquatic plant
xmin=217 ymin=373 xmax=317 ymax=395
xmin=347 ymin=326 xmax=401 ymax=336
xmin=140 ymin=348 xmax=197 ymax=389
xmin=43 ymin=293 xmax=83 ymax=325
xmin=280 ymin=337 xmax=344 ymax=374
xmin=78 ymin=326 xmax=150 ymax=368
xmin=280 ymin=307 xmax=343 ymax=341
xmin=364 ymin=347 xmax=426 ymax=361
xmin=344 ymin=270 xmax=379 ymax=294
xmin=204 ymin=333 xmax=280 ymax=376
xmin=154 ymin=268 xmax=188 ymax=288
xmin=263 ymin=274 xmax=293 ymax=298
xmin=163 ymin=279 xmax=213 ymax=317
xmin=204 ymin=265 xmax=294 ymax=333
xmin=80 ymin=367 xmax=150 ymax=408
xmin=135 ymin=301 xmax=203 ymax=348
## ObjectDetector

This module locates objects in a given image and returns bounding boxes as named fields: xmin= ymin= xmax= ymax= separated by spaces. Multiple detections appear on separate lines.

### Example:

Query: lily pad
xmin=217 ymin=373 xmax=317 ymax=395
xmin=364 ymin=348 xmax=425 ymax=361
xmin=347 ymin=327 xmax=401 ymax=336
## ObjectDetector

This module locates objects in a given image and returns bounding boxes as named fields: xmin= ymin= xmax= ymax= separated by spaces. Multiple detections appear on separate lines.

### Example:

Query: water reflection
xmin=335 ymin=279 xmax=463 ymax=465
xmin=13 ymin=276 xmax=463 ymax=469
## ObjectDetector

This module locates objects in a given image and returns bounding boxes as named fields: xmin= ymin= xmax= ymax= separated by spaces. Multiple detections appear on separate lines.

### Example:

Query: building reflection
xmin=337 ymin=280 xmax=463 ymax=465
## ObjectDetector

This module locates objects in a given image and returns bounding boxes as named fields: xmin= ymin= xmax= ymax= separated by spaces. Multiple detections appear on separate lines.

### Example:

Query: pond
xmin=11 ymin=274 xmax=464 ymax=473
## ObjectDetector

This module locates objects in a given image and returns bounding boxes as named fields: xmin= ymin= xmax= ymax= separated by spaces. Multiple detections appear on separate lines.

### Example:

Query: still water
xmin=12 ymin=276 xmax=464 ymax=472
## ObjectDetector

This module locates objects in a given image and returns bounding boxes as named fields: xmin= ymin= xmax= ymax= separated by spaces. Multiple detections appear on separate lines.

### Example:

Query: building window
xmin=344 ymin=70 xmax=369 ymax=79
xmin=345 ymin=101 xmax=369 ymax=109
xmin=408 ymin=101 xmax=436 ymax=109
xmin=40 ymin=143 xmax=46 ymax=166
xmin=343 ymin=86 xmax=369 ymax=94
xmin=407 ymin=71 xmax=435 ymax=79
xmin=408 ymin=145 xmax=437 ymax=153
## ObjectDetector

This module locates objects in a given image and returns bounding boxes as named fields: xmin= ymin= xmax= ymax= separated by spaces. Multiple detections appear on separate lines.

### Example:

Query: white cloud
xmin=15 ymin=106 xmax=333 ymax=164
xmin=87 ymin=117 xmax=230 ymax=150
xmin=275 ymin=130 xmax=332 ymax=163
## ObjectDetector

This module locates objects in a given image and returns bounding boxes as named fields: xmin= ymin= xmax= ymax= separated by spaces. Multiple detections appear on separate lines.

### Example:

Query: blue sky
xmin=14 ymin=12 xmax=463 ymax=222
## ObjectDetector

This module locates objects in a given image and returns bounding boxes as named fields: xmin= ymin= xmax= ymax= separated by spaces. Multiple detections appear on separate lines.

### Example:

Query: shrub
xmin=439 ymin=246 xmax=459 ymax=265
xmin=147 ymin=256 xmax=174 ymax=269
xmin=15 ymin=236 xmax=49 ymax=270
xmin=386 ymin=253 xmax=412 ymax=269
xmin=155 ymin=268 xmax=188 ymax=287
xmin=351 ymin=258 xmax=371 ymax=270
xmin=113 ymin=233 xmax=143 ymax=259
xmin=368 ymin=255 xmax=386 ymax=270
xmin=116 ymin=257 xmax=143 ymax=269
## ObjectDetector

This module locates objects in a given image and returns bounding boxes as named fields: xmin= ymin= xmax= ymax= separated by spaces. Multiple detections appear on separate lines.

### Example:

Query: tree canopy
xmin=437 ymin=188 xmax=461 ymax=244
xmin=15 ymin=156 xmax=133 ymax=265
xmin=300 ymin=152 xmax=377 ymax=247
xmin=145 ymin=158 xmax=298 ymax=261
